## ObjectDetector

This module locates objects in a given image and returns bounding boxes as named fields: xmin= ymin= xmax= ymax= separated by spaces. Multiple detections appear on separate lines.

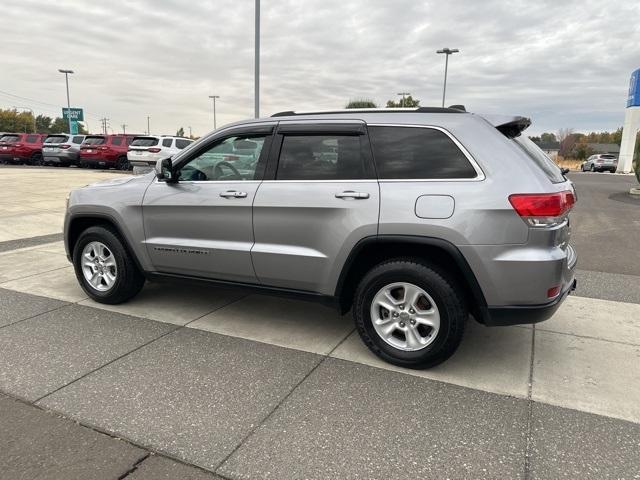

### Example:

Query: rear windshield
xmin=84 ymin=136 xmax=106 ymax=145
xmin=600 ymin=154 xmax=616 ymax=159
xmin=0 ymin=134 xmax=20 ymax=143
xmin=130 ymin=137 xmax=159 ymax=147
xmin=514 ymin=136 xmax=564 ymax=183
xmin=45 ymin=135 xmax=69 ymax=144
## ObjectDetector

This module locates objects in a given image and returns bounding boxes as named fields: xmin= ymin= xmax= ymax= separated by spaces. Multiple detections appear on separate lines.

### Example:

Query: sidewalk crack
xmin=117 ymin=452 xmax=151 ymax=480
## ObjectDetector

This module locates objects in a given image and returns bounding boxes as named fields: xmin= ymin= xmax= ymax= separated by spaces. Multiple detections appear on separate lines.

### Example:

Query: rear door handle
xmin=219 ymin=190 xmax=247 ymax=198
xmin=335 ymin=191 xmax=370 ymax=199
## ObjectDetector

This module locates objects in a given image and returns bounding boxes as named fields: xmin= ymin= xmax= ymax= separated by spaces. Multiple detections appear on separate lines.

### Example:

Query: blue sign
xmin=628 ymin=68 xmax=640 ymax=107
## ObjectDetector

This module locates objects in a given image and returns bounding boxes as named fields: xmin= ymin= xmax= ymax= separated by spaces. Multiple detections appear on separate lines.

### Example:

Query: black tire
xmin=31 ymin=152 xmax=43 ymax=166
xmin=590 ymin=164 xmax=595 ymax=172
xmin=117 ymin=156 xmax=130 ymax=171
xmin=72 ymin=225 xmax=145 ymax=304
xmin=353 ymin=259 xmax=467 ymax=369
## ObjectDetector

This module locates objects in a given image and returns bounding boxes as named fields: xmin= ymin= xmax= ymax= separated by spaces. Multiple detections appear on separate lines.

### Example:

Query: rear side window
xmin=276 ymin=135 xmax=366 ymax=180
xmin=111 ymin=137 xmax=123 ymax=146
xmin=26 ymin=135 xmax=38 ymax=143
xmin=175 ymin=139 xmax=192 ymax=149
xmin=131 ymin=137 xmax=159 ymax=147
xmin=369 ymin=126 xmax=477 ymax=179
xmin=162 ymin=138 xmax=173 ymax=148
xmin=45 ymin=135 xmax=68 ymax=144
xmin=84 ymin=136 xmax=105 ymax=145
xmin=513 ymin=136 xmax=564 ymax=183
xmin=72 ymin=136 xmax=84 ymax=144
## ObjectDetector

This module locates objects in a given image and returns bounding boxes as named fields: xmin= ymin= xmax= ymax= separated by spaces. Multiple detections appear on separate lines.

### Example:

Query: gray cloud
xmin=1 ymin=0 xmax=638 ymax=136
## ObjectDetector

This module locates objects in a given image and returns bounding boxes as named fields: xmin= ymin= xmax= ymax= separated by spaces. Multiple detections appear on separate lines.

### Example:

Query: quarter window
xmin=178 ymin=135 xmax=266 ymax=181
xmin=111 ymin=137 xmax=123 ymax=146
xmin=276 ymin=135 xmax=366 ymax=180
xmin=72 ymin=136 xmax=84 ymax=144
xmin=26 ymin=135 xmax=38 ymax=143
xmin=369 ymin=126 xmax=477 ymax=179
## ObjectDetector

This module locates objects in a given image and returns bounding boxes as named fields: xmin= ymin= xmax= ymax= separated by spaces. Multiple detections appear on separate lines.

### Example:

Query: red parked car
xmin=0 ymin=133 xmax=47 ymax=165
xmin=79 ymin=134 xmax=135 ymax=170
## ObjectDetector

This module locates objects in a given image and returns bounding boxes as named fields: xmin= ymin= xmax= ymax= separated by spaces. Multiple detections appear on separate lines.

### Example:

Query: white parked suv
xmin=127 ymin=136 xmax=193 ymax=173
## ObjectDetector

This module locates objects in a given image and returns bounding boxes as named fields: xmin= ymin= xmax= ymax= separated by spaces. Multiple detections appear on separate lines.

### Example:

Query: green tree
xmin=345 ymin=99 xmax=377 ymax=108
xmin=540 ymin=132 xmax=557 ymax=144
xmin=50 ymin=117 xmax=68 ymax=134
xmin=386 ymin=95 xmax=420 ymax=108
xmin=176 ymin=127 xmax=185 ymax=137
xmin=35 ymin=114 xmax=53 ymax=133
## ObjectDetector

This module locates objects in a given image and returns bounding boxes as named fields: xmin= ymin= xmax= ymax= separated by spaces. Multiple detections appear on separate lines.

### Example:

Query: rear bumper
xmin=483 ymin=277 xmax=576 ymax=326
xmin=43 ymin=151 xmax=78 ymax=163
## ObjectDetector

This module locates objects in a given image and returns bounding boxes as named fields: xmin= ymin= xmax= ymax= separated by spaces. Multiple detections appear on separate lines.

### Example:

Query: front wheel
xmin=31 ymin=152 xmax=43 ymax=166
xmin=117 ymin=156 xmax=130 ymax=171
xmin=353 ymin=259 xmax=467 ymax=369
xmin=73 ymin=226 xmax=145 ymax=304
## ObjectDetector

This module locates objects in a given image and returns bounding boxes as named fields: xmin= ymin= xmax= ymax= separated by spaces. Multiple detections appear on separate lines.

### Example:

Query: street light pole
xmin=255 ymin=0 xmax=260 ymax=118
xmin=58 ymin=69 xmax=74 ymax=134
xmin=397 ymin=92 xmax=410 ymax=108
xmin=147 ymin=115 xmax=150 ymax=135
xmin=209 ymin=95 xmax=220 ymax=129
xmin=436 ymin=48 xmax=459 ymax=108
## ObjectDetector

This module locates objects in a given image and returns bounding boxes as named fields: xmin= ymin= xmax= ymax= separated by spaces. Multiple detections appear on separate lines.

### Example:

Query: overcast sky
xmin=1 ymin=0 xmax=638 ymax=136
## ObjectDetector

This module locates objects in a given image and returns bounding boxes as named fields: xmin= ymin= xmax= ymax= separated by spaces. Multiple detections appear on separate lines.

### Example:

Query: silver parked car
xmin=42 ymin=134 xmax=86 ymax=166
xmin=63 ymin=107 xmax=577 ymax=368
xmin=581 ymin=154 xmax=617 ymax=173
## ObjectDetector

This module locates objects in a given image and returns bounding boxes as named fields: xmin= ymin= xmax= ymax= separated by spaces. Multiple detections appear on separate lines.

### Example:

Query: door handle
xmin=219 ymin=190 xmax=248 ymax=198
xmin=335 ymin=191 xmax=370 ymax=199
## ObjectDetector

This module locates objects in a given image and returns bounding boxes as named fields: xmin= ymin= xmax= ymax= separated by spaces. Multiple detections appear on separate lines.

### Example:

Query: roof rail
xmin=271 ymin=107 xmax=466 ymax=117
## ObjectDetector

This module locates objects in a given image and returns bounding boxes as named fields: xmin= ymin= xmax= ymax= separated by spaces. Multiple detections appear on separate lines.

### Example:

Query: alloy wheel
xmin=81 ymin=241 xmax=117 ymax=292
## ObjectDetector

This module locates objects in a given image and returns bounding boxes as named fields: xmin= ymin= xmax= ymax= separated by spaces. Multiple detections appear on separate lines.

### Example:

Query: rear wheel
xmin=353 ymin=259 xmax=467 ymax=369
xmin=73 ymin=226 xmax=145 ymax=304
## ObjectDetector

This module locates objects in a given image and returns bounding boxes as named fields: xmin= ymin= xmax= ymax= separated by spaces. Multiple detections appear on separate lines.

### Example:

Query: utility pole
xmin=58 ymin=69 xmax=74 ymax=134
xmin=121 ymin=124 xmax=127 ymax=135
xmin=254 ymin=0 xmax=260 ymax=118
xmin=188 ymin=126 xmax=192 ymax=138
xmin=397 ymin=92 xmax=410 ymax=108
xmin=100 ymin=118 xmax=109 ymax=136
xmin=147 ymin=116 xmax=150 ymax=135
xmin=436 ymin=48 xmax=459 ymax=107
xmin=208 ymin=95 xmax=220 ymax=129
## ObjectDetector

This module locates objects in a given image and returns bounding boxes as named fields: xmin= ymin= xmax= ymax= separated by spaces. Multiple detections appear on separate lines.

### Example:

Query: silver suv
xmin=43 ymin=134 xmax=86 ymax=167
xmin=64 ymin=108 xmax=577 ymax=368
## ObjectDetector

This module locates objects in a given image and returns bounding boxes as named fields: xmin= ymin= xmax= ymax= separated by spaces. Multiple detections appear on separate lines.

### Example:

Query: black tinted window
xmin=131 ymin=137 xmax=159 ymax=147
xmin=45 ymin=135 xmax=68 ymax=144
xmin=162 ymin=138 xmax=173 ymax=147
xmin=175 ymin=139 xmax=191 ymax=149
xmin=72 ymin=136 xmax=84 ymax=144
xmin=369 ymin=126 xmax=477 ymax=179
xmin=84 ymin=136 xmax=105 ymax=145
xmin=277 ymin=135 xmax=365 ymax=180
xmin=26 ymin=135 xmax=38 ymax=143
xmin=111 ymin=137 xmax=123 ymax=146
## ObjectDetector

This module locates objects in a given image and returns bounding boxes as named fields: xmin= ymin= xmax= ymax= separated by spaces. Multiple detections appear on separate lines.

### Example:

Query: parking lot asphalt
xmin=0 ymin=167 xmax=639 ymax=478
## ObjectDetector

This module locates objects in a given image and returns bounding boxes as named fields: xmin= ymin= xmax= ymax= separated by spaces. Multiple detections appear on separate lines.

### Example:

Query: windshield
xmin=83 ymin=136 xmax=106 ymax=145
xmin=0 ymin=134 xmax=20 ymax=143
xmin=45 ymin=135 xmax=68 ymax=144
xmin=514 ymin=136 xmax=565 ymax=183
xmin=131 ymin=137 xmax=159 ymax=147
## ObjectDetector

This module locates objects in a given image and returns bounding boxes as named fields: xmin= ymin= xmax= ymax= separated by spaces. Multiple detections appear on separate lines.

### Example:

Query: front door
xmin=142 ymin=127 xmax=273 ymax=282
xmin=251 ymin=122 xmax=380 ymax=295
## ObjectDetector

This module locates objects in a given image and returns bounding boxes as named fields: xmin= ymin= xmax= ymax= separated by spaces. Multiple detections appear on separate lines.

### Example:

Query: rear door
xmin=142 ymin=124 xmax=274 ymax=282
xmin=251 ymin=121 xmax=379 ymax=294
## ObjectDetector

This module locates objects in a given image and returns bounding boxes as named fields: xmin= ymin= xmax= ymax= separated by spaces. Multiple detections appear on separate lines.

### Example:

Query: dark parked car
xmin=0 ymin=133 xmax=47 ymax=165
xmin=79 ymin=134 xmax=135 ymax=170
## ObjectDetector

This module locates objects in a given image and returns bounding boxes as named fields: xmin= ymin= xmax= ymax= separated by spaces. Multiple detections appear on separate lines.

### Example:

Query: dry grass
xmin=555 ymin=157 xmax=583 ymax=171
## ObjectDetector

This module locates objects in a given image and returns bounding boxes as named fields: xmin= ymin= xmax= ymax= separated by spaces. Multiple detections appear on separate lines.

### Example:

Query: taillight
xmin=148 ymin=148 xmax=161 ymax=153
xmin=509 ymin=191 xmax=575 ymax=227
xmin=14 ymin=143 xmax=23 ymax=147
xmin=60 ymin=144 xmax=71 ymax=149
xmin=98 ymin=146 xmax=108 ymax=150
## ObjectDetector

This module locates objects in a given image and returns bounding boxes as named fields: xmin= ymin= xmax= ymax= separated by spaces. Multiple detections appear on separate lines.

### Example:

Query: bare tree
xmin=557 ymin=128 xmax=574 ymax=157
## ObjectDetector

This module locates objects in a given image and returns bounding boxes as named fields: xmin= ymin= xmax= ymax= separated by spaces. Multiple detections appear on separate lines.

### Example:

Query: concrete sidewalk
xmin=0 ymin=287 xmax=639 ymax=479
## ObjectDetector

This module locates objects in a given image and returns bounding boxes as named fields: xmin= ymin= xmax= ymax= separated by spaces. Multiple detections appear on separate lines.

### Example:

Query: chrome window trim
xmin=367 ymin=123 xmax=486 ymax=182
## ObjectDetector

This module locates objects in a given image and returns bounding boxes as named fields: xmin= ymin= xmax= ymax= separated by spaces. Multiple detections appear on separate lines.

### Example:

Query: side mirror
xmin=156 ymin=158 xmax=177 ymax=183
xmin=561 ymin=167 xmax=570 ymax=176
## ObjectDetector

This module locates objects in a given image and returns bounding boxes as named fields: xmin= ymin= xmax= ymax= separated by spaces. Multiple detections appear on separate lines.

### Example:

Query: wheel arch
xmin=66 ymin=213 xmax=145 ymax=273
xmin=335 ymin=235 xmax=489 ymax=323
